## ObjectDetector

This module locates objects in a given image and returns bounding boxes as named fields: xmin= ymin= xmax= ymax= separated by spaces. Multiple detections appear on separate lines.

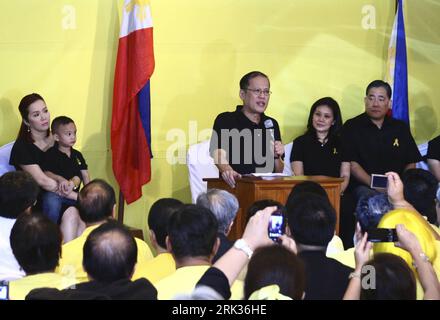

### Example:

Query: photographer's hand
xmin=279 ymin=235 xmax=297 ymax=254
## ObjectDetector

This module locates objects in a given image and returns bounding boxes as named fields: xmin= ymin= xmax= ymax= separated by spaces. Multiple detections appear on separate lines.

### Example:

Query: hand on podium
xmin=221 ymin=168 xmax=242 ymax=188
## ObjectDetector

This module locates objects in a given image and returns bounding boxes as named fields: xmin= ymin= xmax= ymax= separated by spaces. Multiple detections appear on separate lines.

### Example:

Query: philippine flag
xmin=111 ymin=0 xmax=155 ymax=204
xmin=385 ymin=0 xmax=410 ymax=126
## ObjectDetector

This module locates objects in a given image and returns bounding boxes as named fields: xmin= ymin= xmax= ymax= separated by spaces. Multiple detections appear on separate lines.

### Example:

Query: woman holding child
xmin=9 ymin=93 xmax=85 ymax=241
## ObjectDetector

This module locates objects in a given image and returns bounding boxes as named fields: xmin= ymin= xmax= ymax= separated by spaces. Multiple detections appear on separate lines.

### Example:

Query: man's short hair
xmin=365 ymin=80 xmax=392 ymax=99
xmin=78 ymin=179 xmax=115 ymax=223
xmin=402 ymin=168 xmax=438 ymax=225
xmin=239 ymin=71 xmax=269 ymax=90
xmin=83 ymin=220 xmax=137 ymax=282
xmin=148 ymin=198 xmax=184 ymax=248
xmin=10 ymin=212 xmax=62 ymax=275
xmin=287 ymin=181 xmax=329 ymax=202
xmin=0 ymin=171 xmax=39 ymax=218
xmin=167 ymin=204 xmax=218 ymax=260
xmin=361 ymin=253 xmax=416 ymax=300
xmin=51 ymin=116 xmax=75 ymax=134
xmin=286 ymin=192 xmax=336 ymax=246
xmin=356 ymin=193 xmax=393 ymax=232
xmin=246 ymin=199 xmax=284 ymax=224
xmin=196 ymin=189 xmax=239 ymax=235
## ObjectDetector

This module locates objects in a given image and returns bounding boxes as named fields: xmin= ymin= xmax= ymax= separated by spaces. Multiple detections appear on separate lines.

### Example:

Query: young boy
xmin=41 ymin=116 xmax=90 ymax=224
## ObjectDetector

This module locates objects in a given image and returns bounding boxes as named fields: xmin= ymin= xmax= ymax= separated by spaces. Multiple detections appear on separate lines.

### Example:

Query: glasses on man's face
xmin=245 ymin=88 xmax=272 ymax=97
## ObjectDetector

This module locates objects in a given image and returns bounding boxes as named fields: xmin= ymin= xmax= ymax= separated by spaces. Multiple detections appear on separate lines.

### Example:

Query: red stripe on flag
xmin=111 ymin=27 xmax=154 ymax=204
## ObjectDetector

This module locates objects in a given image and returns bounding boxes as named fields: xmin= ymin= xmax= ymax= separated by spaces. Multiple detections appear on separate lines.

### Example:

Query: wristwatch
xmin=234 ymin=239 xmax=253 ymax=259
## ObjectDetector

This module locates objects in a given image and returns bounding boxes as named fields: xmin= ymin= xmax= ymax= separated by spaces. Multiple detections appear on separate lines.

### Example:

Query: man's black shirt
xmin=342 ymin=113 xmax=421 ymax=185
xmin=209 ymin=105 xmax=281 ymax=174
xmin=427 ymin=135 xmax=440 ymax=161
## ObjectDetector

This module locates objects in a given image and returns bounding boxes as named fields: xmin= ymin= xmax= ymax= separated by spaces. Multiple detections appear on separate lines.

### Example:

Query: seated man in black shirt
xmin=342 ymin=80 xmax=422 ymax=200
xmin=209 ymin=71 xmax=285 ymax=188
xmin=427 ymin=135 xmax=440 ymax=182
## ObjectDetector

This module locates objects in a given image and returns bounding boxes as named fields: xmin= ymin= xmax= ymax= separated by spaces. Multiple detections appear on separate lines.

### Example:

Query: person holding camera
xmin=185 ymin=206 xmax=304 ymax=300
xmin=343 ymin=223 xmax=440 ymax=300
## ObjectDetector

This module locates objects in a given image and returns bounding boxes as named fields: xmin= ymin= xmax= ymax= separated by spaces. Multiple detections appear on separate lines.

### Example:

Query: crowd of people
xmin=1 ymin=71 xmax=440 ymax=300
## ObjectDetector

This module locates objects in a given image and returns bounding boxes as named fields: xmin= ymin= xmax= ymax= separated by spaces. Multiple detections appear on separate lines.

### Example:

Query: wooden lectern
xmin=204 ymin=176 xmax=344 ymax=241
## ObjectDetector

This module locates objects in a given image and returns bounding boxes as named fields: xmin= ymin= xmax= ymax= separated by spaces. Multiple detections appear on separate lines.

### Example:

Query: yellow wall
xmin=1 ymin=0 xmax=439 ymax=238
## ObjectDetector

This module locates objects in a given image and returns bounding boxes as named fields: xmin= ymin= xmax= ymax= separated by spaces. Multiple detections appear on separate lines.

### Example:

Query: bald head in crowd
xmin=83 ymin=220 xmax=137 ymax=282
xmin=78 ymin=179 xmax=116 ymax=224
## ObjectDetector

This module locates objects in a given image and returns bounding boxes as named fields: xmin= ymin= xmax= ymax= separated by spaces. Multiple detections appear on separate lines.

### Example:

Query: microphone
xmin=264 ymin=119 xmax=275 ymax=141
xmin=264 ymin=119 xmax=280 ymax=159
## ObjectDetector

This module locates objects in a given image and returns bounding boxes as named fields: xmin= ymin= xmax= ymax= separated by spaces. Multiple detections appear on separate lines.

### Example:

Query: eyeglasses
xmin=245 ymin=88 xmax=272 ymax=97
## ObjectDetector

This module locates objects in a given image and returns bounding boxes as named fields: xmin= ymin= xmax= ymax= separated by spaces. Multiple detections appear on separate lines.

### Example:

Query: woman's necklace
xmin=318 ymin=137 xmax=328 ymax=147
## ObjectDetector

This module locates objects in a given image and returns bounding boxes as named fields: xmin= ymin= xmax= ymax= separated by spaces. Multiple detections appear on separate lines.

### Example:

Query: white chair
xmin=0 ymin=141 xmax=16 ymax=176
xmin=187 ymin=140 xmax=219 ymax=203
xmin=282 ymin=142 xmax=293 ymax=176
xmin=416 ymin=142 xmax=429 ymax=171
xmin=187 ymin=141 xmax=294 ymax=203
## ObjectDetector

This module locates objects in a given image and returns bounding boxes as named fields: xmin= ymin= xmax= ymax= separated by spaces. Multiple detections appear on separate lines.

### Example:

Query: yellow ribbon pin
xmin=333 ymin=147 xmax=338 ymax=155
xmin=393 ymin=138 xmax=399 ymax=147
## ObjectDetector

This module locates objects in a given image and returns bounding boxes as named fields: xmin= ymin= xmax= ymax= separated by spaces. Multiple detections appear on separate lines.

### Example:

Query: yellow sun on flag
xmin=125 ymin=0 xmax=150 ymax=22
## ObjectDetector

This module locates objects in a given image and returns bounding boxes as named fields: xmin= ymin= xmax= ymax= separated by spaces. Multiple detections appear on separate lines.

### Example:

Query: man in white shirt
xmin=0 ymin=171 xmax=39 ymax=281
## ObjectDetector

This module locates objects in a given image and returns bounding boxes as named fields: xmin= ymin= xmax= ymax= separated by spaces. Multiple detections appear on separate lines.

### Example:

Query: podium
xmin=204 ymin=175 xmax=344 ymax=240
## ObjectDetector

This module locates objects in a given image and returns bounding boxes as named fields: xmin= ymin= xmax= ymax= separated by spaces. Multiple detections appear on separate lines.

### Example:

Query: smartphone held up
xmin=268 ymin=210 xmax=285 ymax=242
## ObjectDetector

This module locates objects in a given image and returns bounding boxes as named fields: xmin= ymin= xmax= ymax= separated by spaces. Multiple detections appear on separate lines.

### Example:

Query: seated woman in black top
xmin=9 ymin=93 xmax=85 ymax=241
xmin=290 ymin=97 xmax=350 ymax=194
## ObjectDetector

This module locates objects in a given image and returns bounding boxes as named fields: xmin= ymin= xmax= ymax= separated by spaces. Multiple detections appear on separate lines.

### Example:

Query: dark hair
xmin=244 ymin=245 xmax=305 ymax=300
xmin=365 ymin=80 xmax=392 ymax=99
xmin=288 ymin=181 xmax=329 ymax=201
xmin=51 ymin=116 xmax=75 ymax=134
xmin=83 ymin=220 xmax=137 ymax=282
xmin=0 ymin=171 xmax=39 ymax=218
xmin=17 ymin=93 xmax=49 ymax=143
xmin=239 ymin=71 xmax=269 ymax=90
xmin=10 ymin=212 xmax=62 ymax=275
xmin=78 ymin=179 xmax=115 ymax=223
xmin=148 ymin=198 xmax=184 ymax=248
xmin=167 ymin=204 xmax=218 ymax=261
xmin=402 ymin=169 xmax=438 ymax=225
xmin=286 ymin=192 xmax=336 ymax=246
xmin=356 ymin=193 xmax=393 ymax=232
xmin=361 ymin=253 xmax=416 ymax=300
xmin=246 ymin=199 xmax=285 ymax=224
xmin=305 ymin=97 xmax=343 ymax=139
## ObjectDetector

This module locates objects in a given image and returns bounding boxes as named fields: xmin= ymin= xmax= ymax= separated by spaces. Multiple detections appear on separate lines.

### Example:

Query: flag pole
xmin=118 ymin=191 xmax=125 ymax=224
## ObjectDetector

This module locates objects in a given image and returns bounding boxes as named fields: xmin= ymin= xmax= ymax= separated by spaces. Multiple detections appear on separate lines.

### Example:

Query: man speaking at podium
xmin=209 ymin=71 xmax=284 ymax=188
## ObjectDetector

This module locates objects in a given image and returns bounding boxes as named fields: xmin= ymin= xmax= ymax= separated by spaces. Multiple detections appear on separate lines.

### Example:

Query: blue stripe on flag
xmin=392 ymin=0 xmax=410 ymax=126
xmin=138 ymin=80 xmax=153 ymax=157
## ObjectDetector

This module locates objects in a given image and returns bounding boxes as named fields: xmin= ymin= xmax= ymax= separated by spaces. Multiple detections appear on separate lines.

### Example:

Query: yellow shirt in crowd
xmin=9 ymin=272 xmax=77 ymax=300
xmin=57 ymin=225 xmax=154 ymax=283
xmin=155 ymin=265 xmax=243 ymax=300
xmin=132 ymin=252 xmax=176 ymax=284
